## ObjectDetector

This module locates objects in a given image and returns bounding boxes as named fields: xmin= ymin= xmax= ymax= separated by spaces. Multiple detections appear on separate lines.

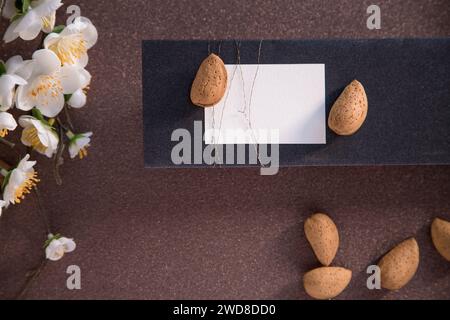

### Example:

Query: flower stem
xmin=0 ymin=159 xmax=12 ymax=172
xmin=64 ymin=105 xmax=75 ymax=132
xmin=56 ymin=117 xmax=70 ymax=132
xmin=0 ymin=137 xmax=15 ymax=148
xmin=16 ymin=258 xmax=47 ymax=300
xmin=16 ymin=186 xmax=52 ymax=300
xmin=53 ymin=123 xmax=65 ymax=185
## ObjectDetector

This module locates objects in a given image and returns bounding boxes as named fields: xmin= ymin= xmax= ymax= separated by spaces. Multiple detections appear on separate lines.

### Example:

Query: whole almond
xmin=328 ymin=79 xmax=368 ymax=135
xmin=378 ymin=238 xmax=419 ymax=290
xmin=303 ymin=267 xmax=352 ymax=300
xmin=190 ymin=53 xmax=227 ymax=107
xmin=304 ymin=213 xmax=339 ymax=266
xmin=431 ymin=217 xmax=450 ymax=261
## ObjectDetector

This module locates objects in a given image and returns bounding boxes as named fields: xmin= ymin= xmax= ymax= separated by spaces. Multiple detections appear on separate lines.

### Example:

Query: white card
xmin=204 ymin=64 xmax=326 ymax=144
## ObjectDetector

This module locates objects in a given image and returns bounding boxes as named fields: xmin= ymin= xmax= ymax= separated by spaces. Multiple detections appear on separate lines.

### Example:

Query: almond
xmin=328 ymin=79 xmax=368 ymax=135
xmin=431 ymin=217 xmax=450 ymax=262
xmin=190 ymin=53 xmax=227 ymax=107
xmin=303 ymin=267 xmax=352 ymax=300
xmin=378 ymin=238 xmax=419 ymax=290
xmin=304 ymin=213 xmax=339 ymax=266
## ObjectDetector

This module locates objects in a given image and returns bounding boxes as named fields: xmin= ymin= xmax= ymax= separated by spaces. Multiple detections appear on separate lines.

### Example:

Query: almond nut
xmin=431 ymin=217 xmax=450 ymax=262
xmin=304 ymin=213 xmax=339 ymax=266
xmin=190 ymin=53 xmax=227 ymax=107
xmin=378 ymin=238 xmax=419 ymax=290
xmin=328 ymin=79 xmax=368 ymax=135
xmin=303 ymin=267 xmax=352 ymax=300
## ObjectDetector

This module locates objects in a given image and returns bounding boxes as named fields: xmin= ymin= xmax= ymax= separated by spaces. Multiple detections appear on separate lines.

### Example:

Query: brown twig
xmin=16 ymin=258 xmax=47 ymax=300
xmin=53 ymin=123 xmax=66 ymax=185
xmin=0 ymin=137 xmax=15 ymax=148
xmin=15 ymin=187 xmax=51 ymax=300
xmin=63 ymin=105 xmax=75 ymax=132
xmin=0 ymin=159 xmax=12 ymax=170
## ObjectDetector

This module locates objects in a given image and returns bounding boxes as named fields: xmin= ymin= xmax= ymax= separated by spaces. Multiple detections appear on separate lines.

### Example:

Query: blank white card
xmin=204 ymin=64 xmax=326 ymax=144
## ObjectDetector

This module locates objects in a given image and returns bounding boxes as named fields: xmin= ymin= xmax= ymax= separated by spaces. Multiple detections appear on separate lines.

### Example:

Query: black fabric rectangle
xmin=142 ymin=39 xmax=450 ymax=167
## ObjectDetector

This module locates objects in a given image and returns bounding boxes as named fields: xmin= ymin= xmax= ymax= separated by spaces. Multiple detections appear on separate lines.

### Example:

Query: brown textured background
xmin=0 ymin=0 xmax=449 ymax=300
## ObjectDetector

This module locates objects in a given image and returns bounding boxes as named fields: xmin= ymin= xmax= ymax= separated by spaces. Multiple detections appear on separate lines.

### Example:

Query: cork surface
xmin=0 ymin=0 xmax=449 ymax=299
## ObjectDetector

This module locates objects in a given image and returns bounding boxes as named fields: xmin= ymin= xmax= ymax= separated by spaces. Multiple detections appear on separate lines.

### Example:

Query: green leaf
xmin=14 ymin=0 xmax=29 ymax=13
xmin=68 ymin=133 xmax=84 ymax=144
xmin=52 ymin=25 xmax=65 ymax=34
xmin=0 ymin=61 xmax=6 ymax=76
xmin=21 ymin=0 xmax=30 ymax=13
xmin=1 ymin=170 xmax=11 ymax=191
xmin=10 ymin=12 xmax=24 ymax=22
xmin=43 ymin=233 xmax=62 ymax=248
xmin=32 ymin=107 xmax=45 ymax=121
xmin=64 ymin=94 xmax=72 ymax=102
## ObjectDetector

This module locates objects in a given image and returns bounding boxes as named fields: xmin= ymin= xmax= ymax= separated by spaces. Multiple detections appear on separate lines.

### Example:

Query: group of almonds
xmin=189 ymin=54 xmax=450 ymax=298
xmin=303 ymin=213 xmax=450 ymax=299
xmin=189 ymin=52 xmax=368 ymax=139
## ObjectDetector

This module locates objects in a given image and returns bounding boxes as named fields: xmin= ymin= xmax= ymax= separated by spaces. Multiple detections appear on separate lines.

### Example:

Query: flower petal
xmin=67 ymin=89 xmax=86 ymax=108
xmin=43 ymin=32 xmax=60 ymax=49
xmin=79 ymin=68 xmax=91 ymax=88
xmin=3 ymin=18 xmax=20 ymax=43
xmin=17 ymin=153 xmax=36 ymax=172
xmin=59 ymin=65 xmax=84 ymax=94
xmin=45 ymin=239 xmax=65 ymax=261
xmin=18 ymin=115 xmax=35 ymax=128
xmin=15 ymin=84 xmax=35 ymax=111
xmin=3 ymin=167 xmax=27 ymax=205
xmin=36 ymin=91 xmax=64 ymax=117
xmin=41 ymin=12 xmax=56 ymax=33
xmin=5 ymin=55 xmax=24 ymax=74
xmin=16 ymin=14 xmax=43 ymax=41
xmin=31 ymin=0 xmax=63 ymax=17
xmin=0 ymin=76 xmax=15 ymax=108
xmin=77 ymin=53 xmax=89 ymax=68
xmin=0 ymin=112 xmax=18 ymax=131
xmin=68 ymin=143 xmax=78 ymax=159
xmin=59 ymin=237 xmax=76 ymax=253
xmin=31 ymin=49 xmax=61 ymax=75
xmin=14 ymin=60 xmax=34 ymax=81
xmin=77 ymin=17 xmax=98 ymax=49
xmin=0 ymin=199 xmax=5 ymax=216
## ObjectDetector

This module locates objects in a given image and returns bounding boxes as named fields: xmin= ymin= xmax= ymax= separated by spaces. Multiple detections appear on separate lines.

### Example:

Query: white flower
xmin=19 ymin=115 xmax=59 ymax=157
xmin=2 ymin=154 xmax=39 ymax=207
xmin=0 ymin=111 xmax=18 ymax=137
xmin=0 ymin=200 xmax=5 ymax=216
xmin=67 ymin=88 xmax=87 ymax=108
xmin=67 ymin=131 xmax=92 ymax=159
xmin=0 ymin=56 xmax=29 ymax=110
xmin=15 ymin=49 xmax=92 ymax=117
xmin=45 ymin=234 xmax=76 ymax=261
xmin=2 ymin=0 xmax=63 ymax=43
xmin=44 ymin=16 xmax=98 ymax=67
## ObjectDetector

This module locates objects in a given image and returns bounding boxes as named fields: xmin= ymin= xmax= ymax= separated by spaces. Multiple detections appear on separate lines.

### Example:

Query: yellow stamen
xmin=13 ymin=171 xmax=40 ymax=204
xmin=49 ymin=34 xmax=87 ymax=65
xmin=28 ymin=75 xmax=63 ymax=106
xmin=0 ymin=129 xmax=8 ymax=137
xmin=78 ymin=147 xmax=88 ymax=159
xmin=83 ymin=86 xmax=90 ymax=95
xmin=41 ymin=16 xmax=53 ymax=30
xmin=22 ymin=127 xmax=47 ymax=154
